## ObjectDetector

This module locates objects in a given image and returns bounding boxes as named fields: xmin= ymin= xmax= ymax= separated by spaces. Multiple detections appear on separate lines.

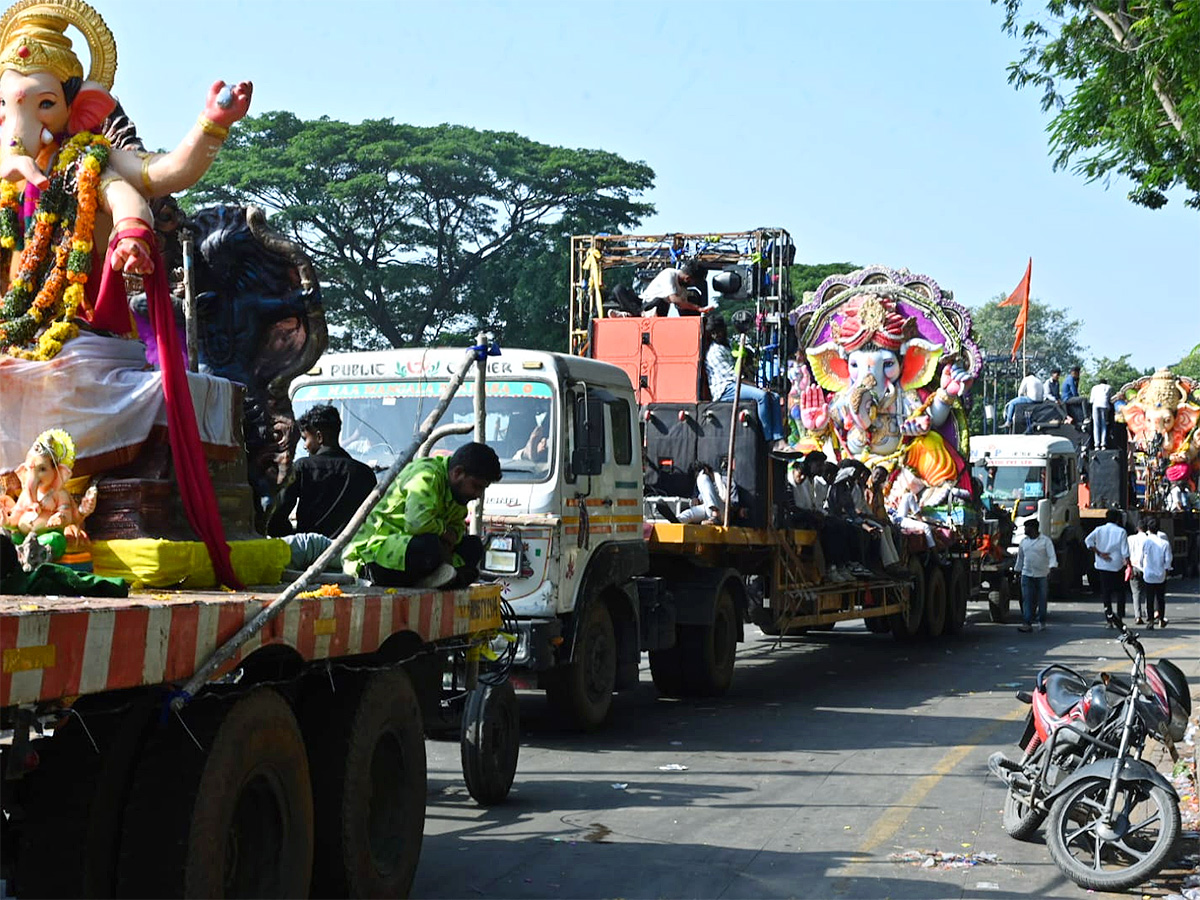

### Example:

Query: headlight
xmin=482 ymin=531 xmax=522 ymax=575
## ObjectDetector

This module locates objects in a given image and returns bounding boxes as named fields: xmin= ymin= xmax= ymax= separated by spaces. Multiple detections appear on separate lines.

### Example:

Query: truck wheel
xmin=945 ymin=562 xmax=969 ymax=634
xmin=988 ymin=575 xmax=1011 ymax=623
xmin=921 ymin=566 xmax=948 ymax=637
xmin=117 ymin=688 xmax=313 ymax=898
xmin=679 ymin=581 xmax=738 ymax=696
xmin=307 ymin=669 xmax=427 ymax=898
xmin=461 ymin=680 xmax=520 ymax=806
xmin=546 ymin=600 xmax=615 ymax=730
xmin=890 ymin=557 xmax=925 ymax=640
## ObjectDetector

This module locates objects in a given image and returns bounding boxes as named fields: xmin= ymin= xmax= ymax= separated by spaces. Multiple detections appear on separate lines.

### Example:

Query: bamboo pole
xmin=723 ymin=335 xmax=746 ymax=527
xmin=175 ymin=337 xmax=487 ymax=708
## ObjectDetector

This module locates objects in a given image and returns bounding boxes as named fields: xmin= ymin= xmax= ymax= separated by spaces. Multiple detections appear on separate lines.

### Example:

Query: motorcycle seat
xmin=1043 ymin=671 xmax=1090 ymax=715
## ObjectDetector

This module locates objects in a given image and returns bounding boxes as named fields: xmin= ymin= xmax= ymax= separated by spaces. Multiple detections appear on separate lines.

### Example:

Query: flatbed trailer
xmin=0 ymin=580 xmax=506 ymax=898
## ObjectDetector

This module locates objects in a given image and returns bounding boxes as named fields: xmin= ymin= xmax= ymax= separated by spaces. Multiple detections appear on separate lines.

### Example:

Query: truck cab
xmin=291 ymin=347 xmax=647 ymax=728
xmin=969 ymin=434 xmax=1086 ymax=588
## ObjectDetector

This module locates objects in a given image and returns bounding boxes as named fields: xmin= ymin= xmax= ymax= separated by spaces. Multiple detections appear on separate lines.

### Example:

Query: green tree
xmin=184 ymin=112 xmax=655 ymax=350
xmin=997 ymin=0 xmax=1200 ymax=209
xmin=971 ymin=295 xmax=1086 ymax=373
xmin=790 ymin=262 xmax=861 ymax=299
xmin=1085 ymin=353 xmax=1152 ymax=392
xmin=1169 ymin=343 xmax=1200 ymax=379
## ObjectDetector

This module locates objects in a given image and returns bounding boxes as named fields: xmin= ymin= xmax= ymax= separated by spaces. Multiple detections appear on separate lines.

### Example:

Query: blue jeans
xmin=1021 ymin=574 xmax=1048 ymax=625
xmin=1003 ymin=395 xmax=1034 ymax=425
xmin=719 ymin=382 xmax=785 ymax=440
xmin=1093 ymin=407 xmax=1108 ymax=448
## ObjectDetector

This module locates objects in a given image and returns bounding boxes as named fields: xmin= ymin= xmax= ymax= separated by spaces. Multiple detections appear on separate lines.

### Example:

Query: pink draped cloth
xmin=91 ymin=235 xmax=243 ymax=589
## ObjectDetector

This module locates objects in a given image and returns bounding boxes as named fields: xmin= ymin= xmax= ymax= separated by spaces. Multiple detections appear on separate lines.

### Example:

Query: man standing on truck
xmin=343 ymin=442 xmax=502 ymax=589
xmin=1014 ymin=519 xmax=1057 ymax=632
xmin=267 ymin=403 xmax=377 ymax=540
xmin=1085 ymin=509 xmax=1130 ymax=623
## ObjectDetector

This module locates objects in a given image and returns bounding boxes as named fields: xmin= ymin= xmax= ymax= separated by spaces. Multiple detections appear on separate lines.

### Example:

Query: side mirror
xmin=572 ymin=447 xmax=604 ymax=477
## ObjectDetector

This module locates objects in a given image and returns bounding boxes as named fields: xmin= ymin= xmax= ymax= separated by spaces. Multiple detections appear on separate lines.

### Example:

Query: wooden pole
xmin=723 ymin=335 xmax=746 ymax=527
xmin=175 ymin=340 xmax=484 ymax=707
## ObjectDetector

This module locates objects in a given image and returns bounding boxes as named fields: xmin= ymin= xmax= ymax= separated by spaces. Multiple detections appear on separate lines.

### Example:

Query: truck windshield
xmin=977 ymin=463 xmax=1046 ymax=502
xmin=292 ymin=380 xmax=554 ymax=483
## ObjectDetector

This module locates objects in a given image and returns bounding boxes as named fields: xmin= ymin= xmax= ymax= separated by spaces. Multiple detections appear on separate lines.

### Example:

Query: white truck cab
xmin=969 ymin=434 xmax=1088 ymax=588
xmin=291 ymin=348 xmax=648 ymax=728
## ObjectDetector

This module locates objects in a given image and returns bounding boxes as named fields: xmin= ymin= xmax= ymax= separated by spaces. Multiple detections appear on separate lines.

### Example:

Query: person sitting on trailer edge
xmin=267 ymin=403 xmax=377 ymax=540
xmin=343 ymin=442 xmax=502 ymax=589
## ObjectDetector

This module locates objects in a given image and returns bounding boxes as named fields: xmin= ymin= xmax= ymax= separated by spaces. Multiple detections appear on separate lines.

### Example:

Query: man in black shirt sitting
xmin=268 ymin=404 xmax=377 ymax=540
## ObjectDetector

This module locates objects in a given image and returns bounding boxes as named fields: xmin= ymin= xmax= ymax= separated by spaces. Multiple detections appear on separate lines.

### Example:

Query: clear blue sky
xmin=101 ymin=0 xmax=1198 ymax=369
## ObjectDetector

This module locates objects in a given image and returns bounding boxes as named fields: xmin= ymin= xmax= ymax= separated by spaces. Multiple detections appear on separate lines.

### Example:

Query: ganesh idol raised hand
xmin=0 ymin=0 xmax=249 ymax=287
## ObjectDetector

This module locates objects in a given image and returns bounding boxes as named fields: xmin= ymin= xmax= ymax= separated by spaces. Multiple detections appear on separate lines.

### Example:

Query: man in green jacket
xmin=343 ymin=442 xmax=502 ymax=589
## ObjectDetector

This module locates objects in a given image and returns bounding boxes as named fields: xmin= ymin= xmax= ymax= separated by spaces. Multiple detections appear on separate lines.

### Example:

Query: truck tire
xmin=306 ymin=669 xmax=427 ymax=898
xmin=117 ymin=687 xmax=313 ymax=898
xmin=890 ymin=557 xmax=925 ymax=640
xmin=679 ymin=580 xmax=738 ymax=696
xmin=546 ymin=599 xmax=615 ymax=730
xmin=945 ymin=562 xmax=969 ymax=634
xmin=461 ymin=680 xmax=520 ymax=807
xmin=921 ymin=566 xmax=948 ymax=637
xmin=988 ymin=575 xmax=1011 ymax=623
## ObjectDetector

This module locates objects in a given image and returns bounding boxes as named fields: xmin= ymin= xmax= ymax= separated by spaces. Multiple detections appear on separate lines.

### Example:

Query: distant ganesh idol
xmin=0 ymin=0 xmax=251 ymax=359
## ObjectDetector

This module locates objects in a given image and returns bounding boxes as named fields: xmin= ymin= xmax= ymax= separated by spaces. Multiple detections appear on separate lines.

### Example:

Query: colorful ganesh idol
xmin=0 ymin=0 xmax=252 ymax=360
xmin=1116 ymin=368 xmax=1200 ymax=483
xmin=788 ymin=267 xmax=982 ymax=488
xmin=1 ymin=427 xmax=96 ymax=558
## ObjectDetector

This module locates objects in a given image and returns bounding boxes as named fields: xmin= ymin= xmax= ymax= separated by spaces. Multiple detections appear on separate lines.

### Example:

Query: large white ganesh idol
xmin=788 ymin=269 xmax=982 ymax=488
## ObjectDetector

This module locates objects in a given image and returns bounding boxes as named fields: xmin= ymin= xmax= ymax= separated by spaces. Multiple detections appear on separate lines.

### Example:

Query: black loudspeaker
xmin=1087 ymin=449 xmax=1126 ymax=509
xmin=695 ymin=401 xmax=767 ymax=527
xmin=644 ymin=403 xmax=699 ymax=498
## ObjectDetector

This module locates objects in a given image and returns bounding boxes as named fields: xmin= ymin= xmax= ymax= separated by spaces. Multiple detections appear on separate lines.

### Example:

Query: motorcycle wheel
xmin=1002 ymin=782 xmax=1046 ymax=840
xmin=1001 ymin=741 xmax=1046 ymax=840
xmin=1045 ymin=776 xmax=1180 ymax=892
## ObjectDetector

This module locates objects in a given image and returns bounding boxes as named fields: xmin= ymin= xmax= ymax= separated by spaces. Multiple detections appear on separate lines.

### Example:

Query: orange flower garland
xmin=0 ymin=132 xmax=110 ymax=359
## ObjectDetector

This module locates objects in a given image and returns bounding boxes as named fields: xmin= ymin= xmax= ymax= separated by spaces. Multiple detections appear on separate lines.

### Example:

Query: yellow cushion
xmin=91 ymin=538 xmax=291 ymax=589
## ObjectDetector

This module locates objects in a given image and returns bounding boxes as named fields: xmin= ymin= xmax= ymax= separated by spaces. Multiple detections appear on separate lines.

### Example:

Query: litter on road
xmin=658 ymin=764 xmax=689 ymax=771
xmin=889 ymin=849 xmax=1000 ymax=869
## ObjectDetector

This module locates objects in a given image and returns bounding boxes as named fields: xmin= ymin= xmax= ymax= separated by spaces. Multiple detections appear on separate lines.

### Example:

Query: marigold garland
xmin=0 ymin=132 xmax=111 ymax=360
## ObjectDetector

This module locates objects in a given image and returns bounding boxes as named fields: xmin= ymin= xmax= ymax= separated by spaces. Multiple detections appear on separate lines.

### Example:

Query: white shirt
xmin=1139 ymin=532 xmax=1172 ymax=584
xmin=1015 ymin=533 xmax=1058 ymax=578
xmin=1089 ymin=383 xmax=1110 ymax=409
xmin=1128 ymin=531 xmax=1145 ymax=571
xmin=640 ymin=268 xmax=686 ymax=304
xmin=793 ymin=475 xmax=828 ymax=512
xmin=1018 ymin=374 xmax=1045 ymax=401
xmin=1085 ymin=522 xmax=1130 ymax=571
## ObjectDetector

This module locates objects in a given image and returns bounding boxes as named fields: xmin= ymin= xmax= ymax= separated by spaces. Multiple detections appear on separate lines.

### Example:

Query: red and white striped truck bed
xmin=0 ymin=584 xmax=502 ymax=708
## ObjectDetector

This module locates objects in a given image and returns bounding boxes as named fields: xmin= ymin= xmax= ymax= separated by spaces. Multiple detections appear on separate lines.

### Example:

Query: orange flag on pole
xmin=999 ymin=258 xmax=1031 ymax=360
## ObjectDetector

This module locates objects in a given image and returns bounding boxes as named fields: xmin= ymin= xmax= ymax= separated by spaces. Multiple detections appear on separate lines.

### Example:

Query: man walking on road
xmin=1085 ymin=509 xmax=1130 ymax=622
xmin=1138 ymin=517 xmax=1173 ymax=628
xmin=1014 ymin=519 xmax=1056 ymax=632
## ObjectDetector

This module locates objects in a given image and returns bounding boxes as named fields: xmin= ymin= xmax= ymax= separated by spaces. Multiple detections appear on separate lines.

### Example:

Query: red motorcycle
xmin=989 ymin=613 xmax=1190 ymax=890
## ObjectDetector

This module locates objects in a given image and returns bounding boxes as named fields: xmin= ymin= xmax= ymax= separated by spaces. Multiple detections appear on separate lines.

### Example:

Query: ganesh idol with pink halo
xmin=787 ymin=267 xmax=983 ymax=490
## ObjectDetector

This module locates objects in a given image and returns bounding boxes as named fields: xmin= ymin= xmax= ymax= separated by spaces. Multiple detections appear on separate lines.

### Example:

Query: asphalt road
xmin=416 ymin=582 xmax=1200 ymax=900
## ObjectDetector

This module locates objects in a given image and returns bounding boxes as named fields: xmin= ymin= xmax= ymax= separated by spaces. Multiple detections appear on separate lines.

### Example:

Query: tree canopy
xmin=1170 ymin=343 xmax=1200 ymax=379
xmin=1084 ymin=353 xmax=1153 ymax=391
xmin=971 ymin=294 xmax=1087 ymax=374
xmin=184 ymin=112 xmax=655 ymax=350
xmin=997 ymin=0 xmax=1200 ymax=209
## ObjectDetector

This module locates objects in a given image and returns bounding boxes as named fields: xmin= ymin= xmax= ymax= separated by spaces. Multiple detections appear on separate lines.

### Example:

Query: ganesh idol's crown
xmin=0 ymin=0 xmax=116 ymax=90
